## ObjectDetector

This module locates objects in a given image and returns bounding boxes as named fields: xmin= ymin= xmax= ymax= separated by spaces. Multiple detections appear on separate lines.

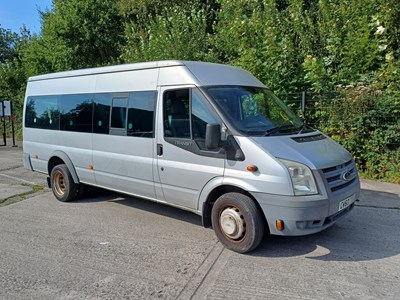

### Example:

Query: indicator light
xmin=276 ymin=219 xmax=285 ymax=231
xmin=247 ymin=165 xmax=258 ymax=172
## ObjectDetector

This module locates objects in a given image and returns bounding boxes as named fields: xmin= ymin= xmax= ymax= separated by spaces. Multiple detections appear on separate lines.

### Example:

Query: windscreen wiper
xmin=263 ymin=124 xmax=298 ymax=136
xmin=297 ymin=122 xmax=314 ymax=134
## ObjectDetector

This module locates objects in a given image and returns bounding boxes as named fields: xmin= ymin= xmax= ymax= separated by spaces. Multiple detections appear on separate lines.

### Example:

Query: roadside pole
xmin=10 ymin=101 xmax=17 ymax=147
xmin=1 ymin=100 xmax=6 ymax=146
xmin=0 ymin=100 xmax=17 ymax=147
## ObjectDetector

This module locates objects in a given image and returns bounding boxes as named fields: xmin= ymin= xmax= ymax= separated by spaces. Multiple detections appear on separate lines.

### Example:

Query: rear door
xmin=156 ymin=86 xmax=225 ymax=210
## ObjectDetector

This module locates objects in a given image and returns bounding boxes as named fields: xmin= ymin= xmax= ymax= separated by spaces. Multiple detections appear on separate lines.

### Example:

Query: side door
xmin=156 ymin=86 xmax=225 ymax=210
xmin=93 ymin=91 xmax=157 ymax=199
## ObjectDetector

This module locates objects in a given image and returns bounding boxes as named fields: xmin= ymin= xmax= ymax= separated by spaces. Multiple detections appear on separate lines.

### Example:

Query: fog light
xmin=276 ymin=219 xmax=284 ymax=231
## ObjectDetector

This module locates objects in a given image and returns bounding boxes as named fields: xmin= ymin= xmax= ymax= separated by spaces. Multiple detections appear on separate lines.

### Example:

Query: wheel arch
xmin=48 ymin=151 xmax=80 ymax=184
xmin=201 ymin=183 xmax=267 ymax=232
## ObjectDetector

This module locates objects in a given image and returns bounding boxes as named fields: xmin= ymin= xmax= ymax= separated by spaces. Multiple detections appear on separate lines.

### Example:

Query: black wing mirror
xmin=205 ymin=124 xmax=221 ymax=150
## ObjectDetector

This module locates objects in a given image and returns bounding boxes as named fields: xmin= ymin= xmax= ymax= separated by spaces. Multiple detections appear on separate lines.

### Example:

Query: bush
xmin=305 ymin=85 xmax=400 ymax=183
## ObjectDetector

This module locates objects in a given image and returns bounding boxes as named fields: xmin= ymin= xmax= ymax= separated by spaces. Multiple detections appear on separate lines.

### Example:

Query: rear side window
xmin=25 ymin=96 xmax=59 ymax=130
xmin=127 ymin=91 xmax=156 ymax=138
xmin=60 ymin=94 xmax=93 ymax=132
xmin=26 ymin=90 xmax=157 ymax=137
xmin=93 ymin=93 xmax=111 ymax=134
xmin=111 ymin=98 xmax=128 ymax=129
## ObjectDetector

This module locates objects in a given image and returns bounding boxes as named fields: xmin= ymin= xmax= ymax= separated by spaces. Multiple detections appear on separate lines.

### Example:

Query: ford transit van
xmin=23 ymin=61 xmax=360 ymax=253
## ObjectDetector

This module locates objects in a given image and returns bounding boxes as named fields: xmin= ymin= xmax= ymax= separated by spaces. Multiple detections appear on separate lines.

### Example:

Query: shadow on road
xmin=74 ymin=186 xmax=399 ymax=261
xmin=76 ymin=187 xmax=203 ymax=226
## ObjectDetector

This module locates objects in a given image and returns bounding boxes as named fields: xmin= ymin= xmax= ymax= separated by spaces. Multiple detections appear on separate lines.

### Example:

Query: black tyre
xmin=211 ymin=192 xmax=264 ymax=253
xmin=50 ymin=164 xmax=78 ymax=202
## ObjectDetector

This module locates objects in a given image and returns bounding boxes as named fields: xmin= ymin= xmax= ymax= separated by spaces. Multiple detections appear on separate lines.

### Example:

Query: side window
xmin=25 ymin=96 xmax=59 ymax=130
xmin=191 ymin=89 xmax=219 ymax=150
xmin=127 ymin=91 xmax=156 ymax=138
xmin=111 ymin=98 xmax=127 ymax=129
xmin=163 ymin=88 xmax=220 ymax=150
xmin=60 ymin=94 xmax=93 ymax=132
xmin=163 ymin=89 xmax=190 ymax=138
xmin=192 ymin=89 xmax=218 ymax=139
xmin=110 ymin=97 xmax=128 ymax=135
xmin=93 ymin=93 xmax=111 ymax=134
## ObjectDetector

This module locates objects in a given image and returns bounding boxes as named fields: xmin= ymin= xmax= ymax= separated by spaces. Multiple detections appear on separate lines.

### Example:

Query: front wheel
xmin=50 ymin=164 xmax=78 ymax=202
xmin=211 ymin=193 xmax=265 ymax=253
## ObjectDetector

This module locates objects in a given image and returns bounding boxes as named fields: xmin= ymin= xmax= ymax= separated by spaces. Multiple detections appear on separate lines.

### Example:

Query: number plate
xmin=338 ymin=194 xmax=355 ymax=211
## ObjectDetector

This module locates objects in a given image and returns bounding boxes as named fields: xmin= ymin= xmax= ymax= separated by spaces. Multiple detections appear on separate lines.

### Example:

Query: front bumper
xmin=251 ymin=188 xmax=359 ymax=236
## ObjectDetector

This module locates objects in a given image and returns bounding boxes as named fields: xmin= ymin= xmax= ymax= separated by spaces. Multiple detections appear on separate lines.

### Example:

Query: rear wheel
xmin=211 ymin=192 xmax=264 ymax=253
xmin=50 ymin=164 xmax=78 ymax=202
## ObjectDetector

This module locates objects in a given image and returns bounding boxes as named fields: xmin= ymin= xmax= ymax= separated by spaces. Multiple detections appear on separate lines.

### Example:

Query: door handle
xmin=157 ymin=144 xmax=163 ymax=156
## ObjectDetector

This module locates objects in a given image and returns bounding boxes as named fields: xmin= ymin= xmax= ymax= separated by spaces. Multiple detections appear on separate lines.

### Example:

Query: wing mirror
xmin=205 ymin=124 xmax=221 ymax=150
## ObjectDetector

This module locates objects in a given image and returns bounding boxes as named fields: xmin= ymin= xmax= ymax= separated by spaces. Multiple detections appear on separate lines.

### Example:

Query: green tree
xmin=119 ymin=0 xmax=217 ymax=62
xmin=122 ymin=7 xmax=214 ymax=62
xmin=213 ymin=0 xmax=309 ymax=95
xmin=0 ymin=26 xmax=32 ymax=136
xmin=23 ymin=0 xmax=125 ymax=75
xmin=0 ymin=25 xmax=20 ymax=63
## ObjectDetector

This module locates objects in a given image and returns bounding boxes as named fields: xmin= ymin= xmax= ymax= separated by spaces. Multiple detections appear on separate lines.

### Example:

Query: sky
xmin=0 ymin=0 xmax=53 ymax=34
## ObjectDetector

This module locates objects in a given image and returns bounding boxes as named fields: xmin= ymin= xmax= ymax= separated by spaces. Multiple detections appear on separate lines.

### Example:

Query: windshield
xmin=204 ymin=86 xmax=309 ymax=136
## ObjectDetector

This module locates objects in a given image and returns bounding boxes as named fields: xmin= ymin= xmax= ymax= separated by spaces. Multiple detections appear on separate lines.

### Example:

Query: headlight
xmin=280 ymin=159 xmax=317 ymax=196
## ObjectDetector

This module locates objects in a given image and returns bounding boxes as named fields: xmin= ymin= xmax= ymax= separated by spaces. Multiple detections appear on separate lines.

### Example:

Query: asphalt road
xmin=1 ymin=144 xmax=399 ymax=299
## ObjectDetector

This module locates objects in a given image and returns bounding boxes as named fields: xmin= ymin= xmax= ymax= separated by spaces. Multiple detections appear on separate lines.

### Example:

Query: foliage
xmin=0 ymin=26 xmax=32 ymax=136
xmin=0 ymin=26 xmax=20 ymax=63
xmin=307 ymin=86 xmax=400 ymax=183
xmin=0 ymin=0 xmax=399 ymax=182
xmin=213 ymin=0 xmax=308 ymax=95
xmin=122 ymin=7 xmax=214 ymax=62
xmin=119 ymin=0 xmax=217 ymax=62
xmin=23 ymin=0 xmax=124 ymax=74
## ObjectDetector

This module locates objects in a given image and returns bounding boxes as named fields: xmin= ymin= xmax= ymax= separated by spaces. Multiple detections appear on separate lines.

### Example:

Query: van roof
xmin=28 ymin=60 xmax=184 ymax=81
xmin=28 ymin=60 xmax=265 ymax=87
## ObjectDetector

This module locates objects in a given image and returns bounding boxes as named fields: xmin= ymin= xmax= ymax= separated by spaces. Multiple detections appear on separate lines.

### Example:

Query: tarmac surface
xmin=0 ymin=141 xmax=399 ymax=299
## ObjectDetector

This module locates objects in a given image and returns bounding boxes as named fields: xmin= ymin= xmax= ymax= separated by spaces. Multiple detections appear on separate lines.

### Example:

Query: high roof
xmin=29 ymin=60 xmax=184 ymax=81
xmin=28 ymin=60 xmax=265 ymax=88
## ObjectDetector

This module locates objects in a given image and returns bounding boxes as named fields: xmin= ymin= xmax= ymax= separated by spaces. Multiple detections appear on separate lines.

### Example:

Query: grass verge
xmin=0 ymin=183 xmax=44 ymax=206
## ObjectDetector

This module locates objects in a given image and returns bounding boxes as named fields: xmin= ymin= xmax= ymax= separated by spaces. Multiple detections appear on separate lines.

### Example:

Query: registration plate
xmin=338 ymin=194 xmax=355 ymax=211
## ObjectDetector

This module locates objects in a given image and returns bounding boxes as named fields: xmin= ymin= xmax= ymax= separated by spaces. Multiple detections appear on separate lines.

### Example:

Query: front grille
xmin=326 ymin=175 xmax=340 ymax=183
xmin=331 ymin=178 xmax=356 ymax=192
xmin=322 ymin=160 xmax=353 ymax=173
xmin=321 ymin=160 xmax=357 ymax=193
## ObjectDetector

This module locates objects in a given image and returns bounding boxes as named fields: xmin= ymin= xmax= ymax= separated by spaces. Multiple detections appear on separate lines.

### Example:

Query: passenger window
xmin=111 ymin=98 xmax=128 ymax=129
xmin=127 ymin=91 xmax=156 ymax=138
xmin=93 ymin=93 xmax=111 ymax=134
xmin=25 ymin=96 xmax=59 ymax=130
xmin=60 ymin=94 xmax=93 ymax=132
xmin=191 ymin=89 xmax=218 ymax=149
xmin=163 ymin=89 xmax=190 ymax=138
xmin=163 ymin=88 xmax=220 ymax=150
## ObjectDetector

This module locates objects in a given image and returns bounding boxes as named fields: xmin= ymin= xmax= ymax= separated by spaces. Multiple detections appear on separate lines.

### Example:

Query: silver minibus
xmin=23 ymin=61 xmax=360 ymax=253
